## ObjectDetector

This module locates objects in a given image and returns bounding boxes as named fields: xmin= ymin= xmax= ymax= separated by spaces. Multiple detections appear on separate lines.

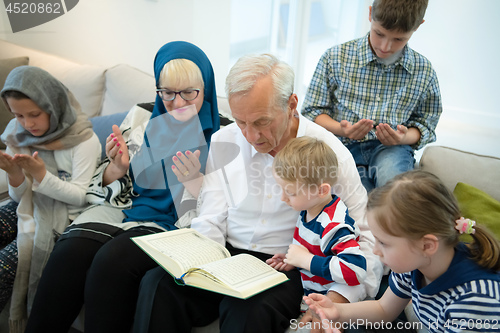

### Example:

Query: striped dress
xmin=293 ymin=195 xmax=367 ymax=295
xmin=390 ymin=243 xmax=500 ymax=332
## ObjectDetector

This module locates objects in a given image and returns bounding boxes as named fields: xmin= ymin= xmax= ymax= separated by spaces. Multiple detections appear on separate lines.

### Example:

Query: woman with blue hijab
xmin=25 ymin=41 xmax=220 ymax=333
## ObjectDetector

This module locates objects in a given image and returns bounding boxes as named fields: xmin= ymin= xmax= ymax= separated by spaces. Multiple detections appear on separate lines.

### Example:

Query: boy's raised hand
xmin=285 ymin=244 xmax=313 ymax=270
xmin=339 ymin=119 xmax=374 ymax=140
xmin=375 ymin=123 xmax=408 ymax=145
xmin=13 ymin=151 xmax=46 ymax=183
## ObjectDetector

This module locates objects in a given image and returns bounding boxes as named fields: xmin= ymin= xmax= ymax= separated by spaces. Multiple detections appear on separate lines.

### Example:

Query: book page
xmin=195 ymin=253 xmax=284 ymax=289
xmin=138 ymin=229 xmax=230 ymax=273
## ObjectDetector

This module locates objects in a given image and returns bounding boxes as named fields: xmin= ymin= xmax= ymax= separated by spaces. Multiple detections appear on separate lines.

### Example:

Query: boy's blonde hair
xmin=159 ymin=58 xmax=204 ymax=90
xmin=367 ymin=170 xmax=500 ymax=271
xmin=371 ymin=0 xmax=428 ymax=32
xmin=273 ymin=137 xmax=338 ymax=187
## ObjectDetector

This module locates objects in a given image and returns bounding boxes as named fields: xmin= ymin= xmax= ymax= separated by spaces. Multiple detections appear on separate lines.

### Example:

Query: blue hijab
xmin=124 ymin=41 xmax=220 ymax=230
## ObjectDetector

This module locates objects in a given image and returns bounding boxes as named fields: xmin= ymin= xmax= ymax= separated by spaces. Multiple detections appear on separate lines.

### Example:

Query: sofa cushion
xmin=454 ymin=182 xmax=500 ymax=240
xmin=419 ymin=146 xmax=500 ymax=202
xmin=0 ymin=39 xmax=106 ymax=118
xmin=0 ymin=56 xmax=29 ymax=149
xmin=55 ymin=65 xmax=106 ymax=118
xmin=101 ymin=64 xmax=155 ymax=116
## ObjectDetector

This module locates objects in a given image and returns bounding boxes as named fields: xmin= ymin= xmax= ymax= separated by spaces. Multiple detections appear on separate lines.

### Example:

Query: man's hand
xmin=13 ymin=151 xmax=46 ymax=183
xmin=339 ymin=119 xmax=374 ymax=140
xmin=266 ymin=253 xmax=295 ymax=272
xmin=285 ymin=244 xmax=313 ymax=270
xmin=375 ymin=123 xmax=408 ymax=145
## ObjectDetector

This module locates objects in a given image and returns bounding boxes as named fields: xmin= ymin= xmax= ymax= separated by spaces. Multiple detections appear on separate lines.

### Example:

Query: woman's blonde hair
xmin=367 ymin=170 xmax=500 ymax=271
xmin=159 ymin=59 xmax=204 ymax=90
xmin=273 ymin=136 xmax=338 ymax=187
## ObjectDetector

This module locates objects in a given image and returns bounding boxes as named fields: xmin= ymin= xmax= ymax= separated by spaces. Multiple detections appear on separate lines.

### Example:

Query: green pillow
xmin=453 ymin=182 xmax=500 ymax=240
xmin=0 ymin=56 xmax=30 ymax=149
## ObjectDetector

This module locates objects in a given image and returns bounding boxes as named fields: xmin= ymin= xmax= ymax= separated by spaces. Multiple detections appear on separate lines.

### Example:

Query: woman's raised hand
xmin=171 ymin=150 xmax=204 ymax=198
xmin=106 ymin=125 xmax=130 ymax=173
xmin=102 ymin=125 xmax=130 ymax=186
xmin=171 ymin=150 xmax=202 ymax=183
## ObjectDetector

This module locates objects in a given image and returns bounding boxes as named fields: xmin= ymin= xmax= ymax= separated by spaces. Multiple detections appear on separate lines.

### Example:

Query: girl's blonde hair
xmin=159 ymin=59 xmax=204 ymax=90
xmin=367 ymin=170 xmax=500 ymax=271
xmin=273 ymin=137 xmax=338 ymax=187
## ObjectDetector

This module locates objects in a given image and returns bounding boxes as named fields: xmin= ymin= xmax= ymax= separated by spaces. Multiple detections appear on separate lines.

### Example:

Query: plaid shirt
xmin=301 ymin=33 xmax=442 ymax=150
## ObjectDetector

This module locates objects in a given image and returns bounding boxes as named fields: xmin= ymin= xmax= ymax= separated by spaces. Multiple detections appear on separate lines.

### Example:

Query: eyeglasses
xmin=156 ymin=88 xmax=200 ymax=101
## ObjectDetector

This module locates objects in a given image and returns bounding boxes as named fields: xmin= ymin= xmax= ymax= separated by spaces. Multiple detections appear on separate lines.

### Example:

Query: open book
xmin=132 ymin=228 xmax=289 ymax=299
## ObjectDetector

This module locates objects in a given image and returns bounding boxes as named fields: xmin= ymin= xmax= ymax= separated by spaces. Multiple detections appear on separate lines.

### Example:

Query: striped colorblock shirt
xmin=293 ymin=195 xmax=367 ymax=295
xmin=390 ymin=243 xmax=500 ymax=332
xmin=301 ymin=33 xmax=442 ymax=150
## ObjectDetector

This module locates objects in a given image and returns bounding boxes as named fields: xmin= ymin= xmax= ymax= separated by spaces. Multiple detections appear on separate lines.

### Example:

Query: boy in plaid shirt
xmin=302 ymin=0 xmax=442 ymax=192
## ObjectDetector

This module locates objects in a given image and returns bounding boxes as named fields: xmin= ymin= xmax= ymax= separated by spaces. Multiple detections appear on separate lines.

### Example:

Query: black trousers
xmin=25 ymin=225 xmax=161 ymax=333
xmin=134 ymin=244 xmax=304 ymax=333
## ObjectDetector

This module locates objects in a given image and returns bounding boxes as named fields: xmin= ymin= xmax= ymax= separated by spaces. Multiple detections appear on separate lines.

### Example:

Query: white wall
xmin=0 ymin=0 xmax=231 ymax=95
xmin=1 ymin=0 xmax=499 ymax=157
xmin=408 ymin=0 xmax=500 ymax=157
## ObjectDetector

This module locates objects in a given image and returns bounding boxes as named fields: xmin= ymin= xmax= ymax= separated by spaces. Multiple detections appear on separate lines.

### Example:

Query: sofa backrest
xmin=0 ymin=39 xmax=106 ymax=118
xmin=101 ymin=64 xmax=156 ymax=116
xmin=420 ymin=145 xmax=500 ymax=201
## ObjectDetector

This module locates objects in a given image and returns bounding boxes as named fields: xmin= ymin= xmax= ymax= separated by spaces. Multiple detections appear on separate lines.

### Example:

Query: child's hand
xmin=171 ymin=150 xmax=202 ymax=183
xmin=0 ymin=152 xmax=22 ymax=175
xmin=375 ymin=123 xmax=407 ymax=145
xmin=106 ymin=125 xmax=130 ymax=174
xmin=266 ymin=253 xmax=295 ymax=271
xmin=299 ymin=309 xmax=340 ymax=333
xmin=303 ymin=293 xmax=341 ymax=330
xmin=285 ymin=244 xmax=313 ymax=270
xmin=339 ymin=119 xmax=373 ymax=140
xmin=13 ymin=151 xmax=46 ymax=183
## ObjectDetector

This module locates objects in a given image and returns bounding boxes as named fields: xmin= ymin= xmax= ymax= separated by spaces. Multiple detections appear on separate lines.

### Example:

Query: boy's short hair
xmin=371 ymin=0 xmax=428 ymax=32
xmin=273 ymin=136 xmax=338 ymax=186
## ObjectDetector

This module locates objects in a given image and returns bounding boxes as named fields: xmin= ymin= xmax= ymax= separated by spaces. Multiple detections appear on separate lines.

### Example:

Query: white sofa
xmin=1 ymin=39 xmax=499 ymax=333
xmin=0 ymin=39 xmax=232 ymax=200
xmin=0 ymin=38 xmax=226 ymax=333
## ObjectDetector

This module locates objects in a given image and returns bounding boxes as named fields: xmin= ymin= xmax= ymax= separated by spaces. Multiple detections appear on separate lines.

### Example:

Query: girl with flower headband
xmin=304 ymin=170 xmax=500 ymax=333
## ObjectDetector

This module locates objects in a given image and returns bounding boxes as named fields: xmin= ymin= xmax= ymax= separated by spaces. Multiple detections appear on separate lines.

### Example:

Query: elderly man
xmin=133 ymin=54 xmax=383 ymax=333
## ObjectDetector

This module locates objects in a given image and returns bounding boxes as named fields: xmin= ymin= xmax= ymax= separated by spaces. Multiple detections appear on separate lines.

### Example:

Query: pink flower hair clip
xmin=455 ymin=217 xmax=476 ymax=235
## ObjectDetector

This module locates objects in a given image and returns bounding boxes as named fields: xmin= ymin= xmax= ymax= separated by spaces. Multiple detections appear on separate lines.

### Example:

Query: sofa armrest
xmin=419 ymin=146 xmax=500 ymax=201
